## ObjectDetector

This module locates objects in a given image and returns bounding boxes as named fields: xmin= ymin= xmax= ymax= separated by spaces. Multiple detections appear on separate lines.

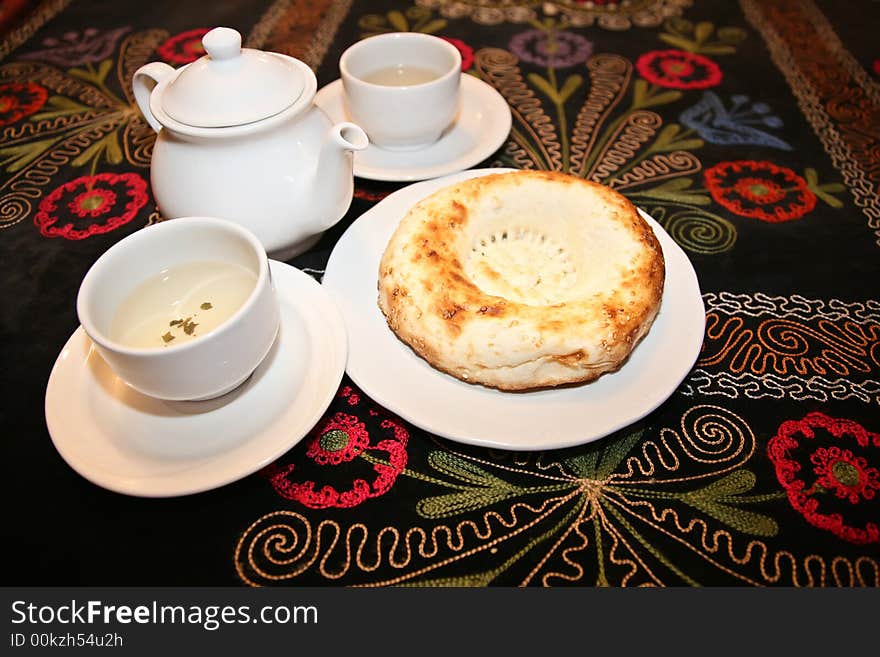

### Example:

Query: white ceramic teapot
xmin=133 ymin=27 xmax=368 ymax=258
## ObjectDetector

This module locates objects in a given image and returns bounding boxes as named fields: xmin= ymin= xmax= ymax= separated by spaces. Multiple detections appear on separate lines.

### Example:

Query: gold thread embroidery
xmin=236 ymin=405 xmax=878 ymax=586
xmin=0 ymin=0 xmax=74 ymax=62
xmin=474 ymin=47 xmax=562 ymax=171
xmin=570 ymin=54 xmax=631 ymax=176
xmin=244 ymin=0 xmax=294 ymax=51
xmin=740 ymin=0 xmax=880 ymax=247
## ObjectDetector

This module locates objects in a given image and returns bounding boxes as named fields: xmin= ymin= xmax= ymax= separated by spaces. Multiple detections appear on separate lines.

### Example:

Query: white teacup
xmin=77 ymin=217 xmax=280 ymax=401
xmin=340 ymin=32 xmax=461 ymax=151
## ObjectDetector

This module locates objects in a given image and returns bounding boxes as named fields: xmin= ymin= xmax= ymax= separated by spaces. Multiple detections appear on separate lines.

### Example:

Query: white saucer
xmin=45 ymin=260 xmax=347 ymax=497
xmin=314 ymin=75 xmax=512 ymax=182
xmin=323 ymin=169 xmax=706 ymax=451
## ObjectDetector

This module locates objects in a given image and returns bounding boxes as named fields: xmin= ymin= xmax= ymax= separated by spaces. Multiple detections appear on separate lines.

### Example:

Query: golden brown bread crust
xmin=377 ymin=170 xmax=665 ymax=390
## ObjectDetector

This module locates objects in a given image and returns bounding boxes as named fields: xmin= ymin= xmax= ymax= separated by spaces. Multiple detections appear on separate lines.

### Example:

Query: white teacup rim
xmin=77 ymin=217 xmax=270 ymax=357
xmin=340 ymin=32 xmax=462 ymax=90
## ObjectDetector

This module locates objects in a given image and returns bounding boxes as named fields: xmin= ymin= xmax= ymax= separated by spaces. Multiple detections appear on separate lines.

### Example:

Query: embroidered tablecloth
xmin=2 ymin=0 xmax=878 ymax=586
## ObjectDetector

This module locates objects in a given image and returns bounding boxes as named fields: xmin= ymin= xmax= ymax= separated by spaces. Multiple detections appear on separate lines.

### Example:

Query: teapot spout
xmin=313 ymin=122 xmax=369 ymax=231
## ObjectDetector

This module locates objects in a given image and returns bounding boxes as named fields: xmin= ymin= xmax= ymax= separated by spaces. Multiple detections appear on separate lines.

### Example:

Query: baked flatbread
xmin=378 ymin=170 xmax=665 ymax=390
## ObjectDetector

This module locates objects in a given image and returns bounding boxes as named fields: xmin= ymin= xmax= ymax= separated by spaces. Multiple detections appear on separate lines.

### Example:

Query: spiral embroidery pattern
xmin=235 ymin=403 xmax=878 ymax=587
xmin=475 ymin=47 xmax=562 ymax=171
xmin=688 ymin=292 xmax=880 ymax=404
xmin=570 ymin=54 xmax=631 ymax=176
xmin=589 ymin=110 xmax=662 ymax=182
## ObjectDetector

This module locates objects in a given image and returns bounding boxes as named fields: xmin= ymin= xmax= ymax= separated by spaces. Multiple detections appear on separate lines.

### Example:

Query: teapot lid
xmin=161 ymin=27 xmax=304 ymax=128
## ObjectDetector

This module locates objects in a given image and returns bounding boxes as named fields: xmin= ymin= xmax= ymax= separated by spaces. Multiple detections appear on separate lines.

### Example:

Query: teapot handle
xmin=133 ymin=62 xmax=175 ymax=133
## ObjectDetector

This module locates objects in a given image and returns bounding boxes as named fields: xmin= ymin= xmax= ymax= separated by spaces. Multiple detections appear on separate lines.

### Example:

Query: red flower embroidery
xmin=305 ymin=412 xmax=369 ymax=466
xmin=636 ymin=49 xmax=722 ymax=90
xmin=34 ymin=173 xmax=149 ymax=240
xmin=873 ymin=59 xmax=880 ymax=76
xmin=266 ymin=387 xmax=409 ymax=509
xmin=731 ymin=177 xmax=786 ymax=205
xmin=811 ymin=447 xmax=879 ymax=504
xmin=0 ymin=81 xmax=49 ymax=126
xmin=440 ymin=36 xmax=474 ymax=72
xmin=157 ymin=28 xmax=210 ymax=65
xmin=768 ymin=412 xmax=880 ymax=544
xmin=68 ymin=188 xmax=117 ymax=218
xmin=704 ymin=160 xmax=817 ymax=222
xmin=340 ymin=385 xmax=360 ymax=406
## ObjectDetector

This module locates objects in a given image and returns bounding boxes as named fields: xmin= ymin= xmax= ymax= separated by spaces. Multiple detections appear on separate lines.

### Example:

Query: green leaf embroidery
xmin=636 ymin=178 xmax=711 ymax=205
xmin=595 ymin=425 xmax=645 ymax=479
xmin=563 ymin=446 xmax=600 ymax=479
xmin=696 ymin=44 xmax=737 ymax=56
xmin=652 ymin=178 xmax=693 ymax=192
xmin=648 ymin=90 xmax=685 ymax=107
xmin=814 ymin=188 xmax=844 ymax=208
xmin=557 ymin=74 xmax=583 ymax=104
xmin=666 ymin=17 xmax=693 ymax=36
xmin=68 ymin=59 xmax=114 ymax=88
xmin=71 ymin=137 xmax=106 ymax=167
xmin=632 ymin=80 xmax=683 ymax=109
xmin=408 ymin=499 xmax=583 ymax=585
xmin=694 ymin=22 xmax=715 ymax=44
xmin=31 ymin=95 xmax=90 ymax=121
xmin=417 ymin=18 xmax=447 ymax=34
xmin=417 ymin=451 xmax=548 ymax=518
xmin=67 ymin=68 xmax=96 ymax=84
xmin=658 ymin=34 xmax=698 ymax=52
xmin=603 ymin=499 xmax=700 ymax=585
xmin=680 ymin=470 xmax=779 ymax=536
xmin=104 ymin=131 xmax=123 ymax=165
xmin=416 ymin=518 xmax=571 ymax=585
xmin=0 ymin=137 xmax=57 ymax=172
xmin=632 ymin=79 xmax=649 ymax=107
xmin=399 ymin=571 xmax=498 ymax=587
xmin=96 ymin=58 xmax=114 ymax=84
xmin=527 ymin=73 xmax=559 ymax=104
xmin=70 ymin=131 xmax=123 ymax=168
xmin=387 ymin=10 xmax=408 ymax=32
xmin=652 ymin=124 xmax=704 ymax=152
xmin=717 ymin=27 xmax=747 ymax=44
xmin=357 ymin=15 xmax=387 ymax=36
xmin=416 ymin=485 xmax=521 ymax=519
xmin=426 ymin=451 xmax=510 ymax=488
xmin=805 ymin=168 xmax=846 ymax=208
xmin=660 ymin=20 xmax=745 ymax=55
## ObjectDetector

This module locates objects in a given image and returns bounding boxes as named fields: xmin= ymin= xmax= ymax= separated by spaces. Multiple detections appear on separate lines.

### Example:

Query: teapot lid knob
xmin=202 ymin=27 xmax=241 ymax=62
xmin=158 ymin=26 xmax=306 ymax=128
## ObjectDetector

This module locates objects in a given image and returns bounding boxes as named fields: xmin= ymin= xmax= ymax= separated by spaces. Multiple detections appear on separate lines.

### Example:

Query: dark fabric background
xmin=1 ymin=0 xmax=878 ymax=586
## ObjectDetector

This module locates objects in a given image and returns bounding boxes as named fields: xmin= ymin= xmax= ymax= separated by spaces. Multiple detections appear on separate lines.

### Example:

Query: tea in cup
xmin=76 ymin=217 xmax=280 ymax=401
xmin=340 ymin=32 xmax=461 ymax=151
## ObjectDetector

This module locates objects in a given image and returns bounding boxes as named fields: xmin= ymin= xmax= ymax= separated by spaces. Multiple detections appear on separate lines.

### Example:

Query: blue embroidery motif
xmin=679 ymin=92 xmax=792 ymax=150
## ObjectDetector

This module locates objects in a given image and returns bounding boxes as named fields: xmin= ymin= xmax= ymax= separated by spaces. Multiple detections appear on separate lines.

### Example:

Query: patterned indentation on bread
xmin=377 ymin=170 xmax=666 ymax=391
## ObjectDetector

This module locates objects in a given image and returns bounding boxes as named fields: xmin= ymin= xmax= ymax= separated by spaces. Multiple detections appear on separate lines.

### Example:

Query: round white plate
xmin=314 ymin=75 xmax=512 ymax=182
xmin=45 ymin=260 xmax=347 ymax=497
xmin=323 ymin=168 xmax=706 ymax=451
